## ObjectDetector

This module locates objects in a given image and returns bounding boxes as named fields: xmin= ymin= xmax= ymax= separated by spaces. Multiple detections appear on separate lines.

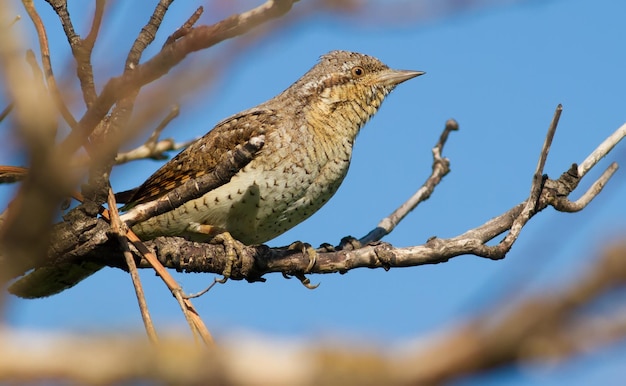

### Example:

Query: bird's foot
xmin=338 ymin=235 xmax=362 ymax=251
xmin=188 ymin=222 xmax=242 ymax=284
xmin=288 ymin=241 xmax=319 ymax=289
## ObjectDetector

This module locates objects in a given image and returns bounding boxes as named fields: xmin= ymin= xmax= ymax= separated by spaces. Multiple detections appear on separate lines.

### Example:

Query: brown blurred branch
xmin=399 ymin=242 xmax=626 ymax=384
xmin=0 ymin=4 xmax=73 ymax=281
xmin=2 ymin=242 xmax=626 ymax=385
xmin=60 ymin=0 xmax=298 ymax=157
xmin=45 ymin=0 xmax=104 ymax=106
xmin=22 ymin=0 xmax=77 ymax=130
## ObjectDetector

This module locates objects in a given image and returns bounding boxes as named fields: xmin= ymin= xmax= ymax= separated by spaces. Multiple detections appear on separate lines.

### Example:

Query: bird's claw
xmin=288 ymin=240 xmax=317 ymax=273
xmin=295 ymin=273 xmax=320 ymax=290
xmin=288 ymin=241 xmax=320 ymax=289
xmin=188 ymin=222 xmax=241 ymax=284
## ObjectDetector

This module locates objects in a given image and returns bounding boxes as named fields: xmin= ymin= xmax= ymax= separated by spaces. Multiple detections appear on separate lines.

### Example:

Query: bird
xmin=9 ymin=50 xmax=424 ymax=298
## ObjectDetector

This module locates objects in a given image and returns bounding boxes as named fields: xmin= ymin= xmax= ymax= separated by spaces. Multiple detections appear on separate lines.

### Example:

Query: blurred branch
xmin=44 ymin=0 xmax=105 ymax=107
xmin=0 ymin=102 xmax=13 ymax=122
xmin=22 ymin=0 xmax=77 ymax=130
xmin=399 ymin=242 xmax=626 ymax=384
xmin=0 ymin=4 xmax=74 ymax=281
xmin=59 ymin=0 xmax=298 ymax=157
xmin=2 ymin=242 xmax=626 ymax=384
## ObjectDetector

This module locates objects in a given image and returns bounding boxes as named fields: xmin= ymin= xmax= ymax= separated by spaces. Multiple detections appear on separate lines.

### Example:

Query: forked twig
xmin=164 ymin=6 xmax=204 ymax=46
xmin=106 ymin=188 xmax=158 ymax=344
xmin=478 ymin=104 xmax=562 ymax=259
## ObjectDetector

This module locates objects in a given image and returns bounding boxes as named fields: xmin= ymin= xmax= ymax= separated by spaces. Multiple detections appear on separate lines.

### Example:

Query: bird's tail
xmin=8 ymin=261 xmax=104 ymax=298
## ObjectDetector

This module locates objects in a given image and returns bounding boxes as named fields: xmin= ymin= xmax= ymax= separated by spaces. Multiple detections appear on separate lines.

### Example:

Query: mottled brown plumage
xmin=125 ymin=50 xmax=423 ymax=244
xmin=9 ymin=50 xmax=423 ymax=298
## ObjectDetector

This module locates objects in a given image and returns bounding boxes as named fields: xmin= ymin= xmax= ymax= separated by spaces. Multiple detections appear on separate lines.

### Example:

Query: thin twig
xmin=44 ymin=0 xmax=103 ymax=106
xmin=59 ymin=0 xmax=298 ymax=157
xmin=172 ymin=288 xmax=201 ymax=344
xmin=94 ymin=200 xmax=214 ymax=345
xmin=22 ymin=0 xmax=78 ymax=130
xmin=0 ymin=103 xmax=13 ymax=123
xmin=8 ymin=15 xmax=21 ymax=27
xmin=114 ymin=104 xmax=182 ymax=164
xmin=164 ymin=6 xmax=204 ymax=46
xmin=126 ymin=230 xmax=214 ymax=345
xmin=360 ymin=119 xmax=458 ymax=245
xmin=107 ymin=188 xmax=158 ymax=344
xmin=83 ymin=0 xmax=106 ymax=50
xmin=184 ymin=278 xmax=220 ymax=299
xmin=144 ymin=105 xmax=180 ymax=152
xmin=115 ymin=138 xmax=191 ymax=165
xmin=553 ymin=162 xmax=619 ymax=212
xmin=578 ymin=122 xmax=626 ymax=177
xmin=477 ymin=104 xmax=562 ymax=259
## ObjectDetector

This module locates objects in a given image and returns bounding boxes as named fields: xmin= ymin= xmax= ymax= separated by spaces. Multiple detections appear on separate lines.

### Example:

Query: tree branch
xmin=59 ymin=0 xmax=299 ymax=157
xmin=3 ymin=242 xmax=626 ymax=384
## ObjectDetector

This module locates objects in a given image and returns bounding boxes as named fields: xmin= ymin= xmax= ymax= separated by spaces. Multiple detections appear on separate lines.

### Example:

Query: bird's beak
xmin=376 ymin=69 xmax=425 ymax=86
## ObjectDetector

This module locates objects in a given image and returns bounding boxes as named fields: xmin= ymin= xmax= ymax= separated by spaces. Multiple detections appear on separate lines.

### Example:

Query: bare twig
xmin=126 ymin=230 xmax=215 ymax=345
xmin=474 ymin=104 xmax=563 ymax=259
xmin=114 ymin=105 xmax=184 ymax=164
xmin=22 ymin=0 xmax=77 ymax=130
xmin=95 ymin=200 xmax=214 ymax=345
xmin=552 ymin=162 xmax=619 ymax=212
xmin=578 ymin=122 xmax=626 ymax=177
xmin=107 ymin=188 xmax=158 ymax=345
xmin=0 ymin=102 xmax=13 ymax=122
xmin=164 ymin=6 xmax=204 ymax=46
xmin=360 ymin=118 xmax=458 ymax=245
xmin=59 ymin=0 xmax=298 ymax=156
xmin=114 ymin=138 xmax=191 ymax=165
xmin=44 ymin=0 xmax=104 ymax=106
xmin=83 ymin=0 xmax=106 ymax=50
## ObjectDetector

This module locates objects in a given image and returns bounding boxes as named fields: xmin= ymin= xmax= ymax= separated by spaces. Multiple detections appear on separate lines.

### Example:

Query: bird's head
xmin=287 ymin=50 xmax=424 ymax=138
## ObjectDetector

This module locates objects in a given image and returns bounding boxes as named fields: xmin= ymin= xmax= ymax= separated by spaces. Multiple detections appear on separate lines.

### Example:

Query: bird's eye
xmin=351 ymin=66 xmax=365 ymax=77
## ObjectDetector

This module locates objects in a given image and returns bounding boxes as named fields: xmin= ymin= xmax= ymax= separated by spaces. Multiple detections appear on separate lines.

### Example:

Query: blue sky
xmin=2 ymin=0 xmax=626 ymax=384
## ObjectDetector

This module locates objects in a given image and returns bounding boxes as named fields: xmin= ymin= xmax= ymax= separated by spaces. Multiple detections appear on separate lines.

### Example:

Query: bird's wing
xmin=124 ymin=108 xmax=277 ymax=206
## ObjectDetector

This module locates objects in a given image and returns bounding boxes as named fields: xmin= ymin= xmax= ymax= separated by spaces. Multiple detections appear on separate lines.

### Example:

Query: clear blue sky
xmin=2 ymin=1 xmax=626 ymax=384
